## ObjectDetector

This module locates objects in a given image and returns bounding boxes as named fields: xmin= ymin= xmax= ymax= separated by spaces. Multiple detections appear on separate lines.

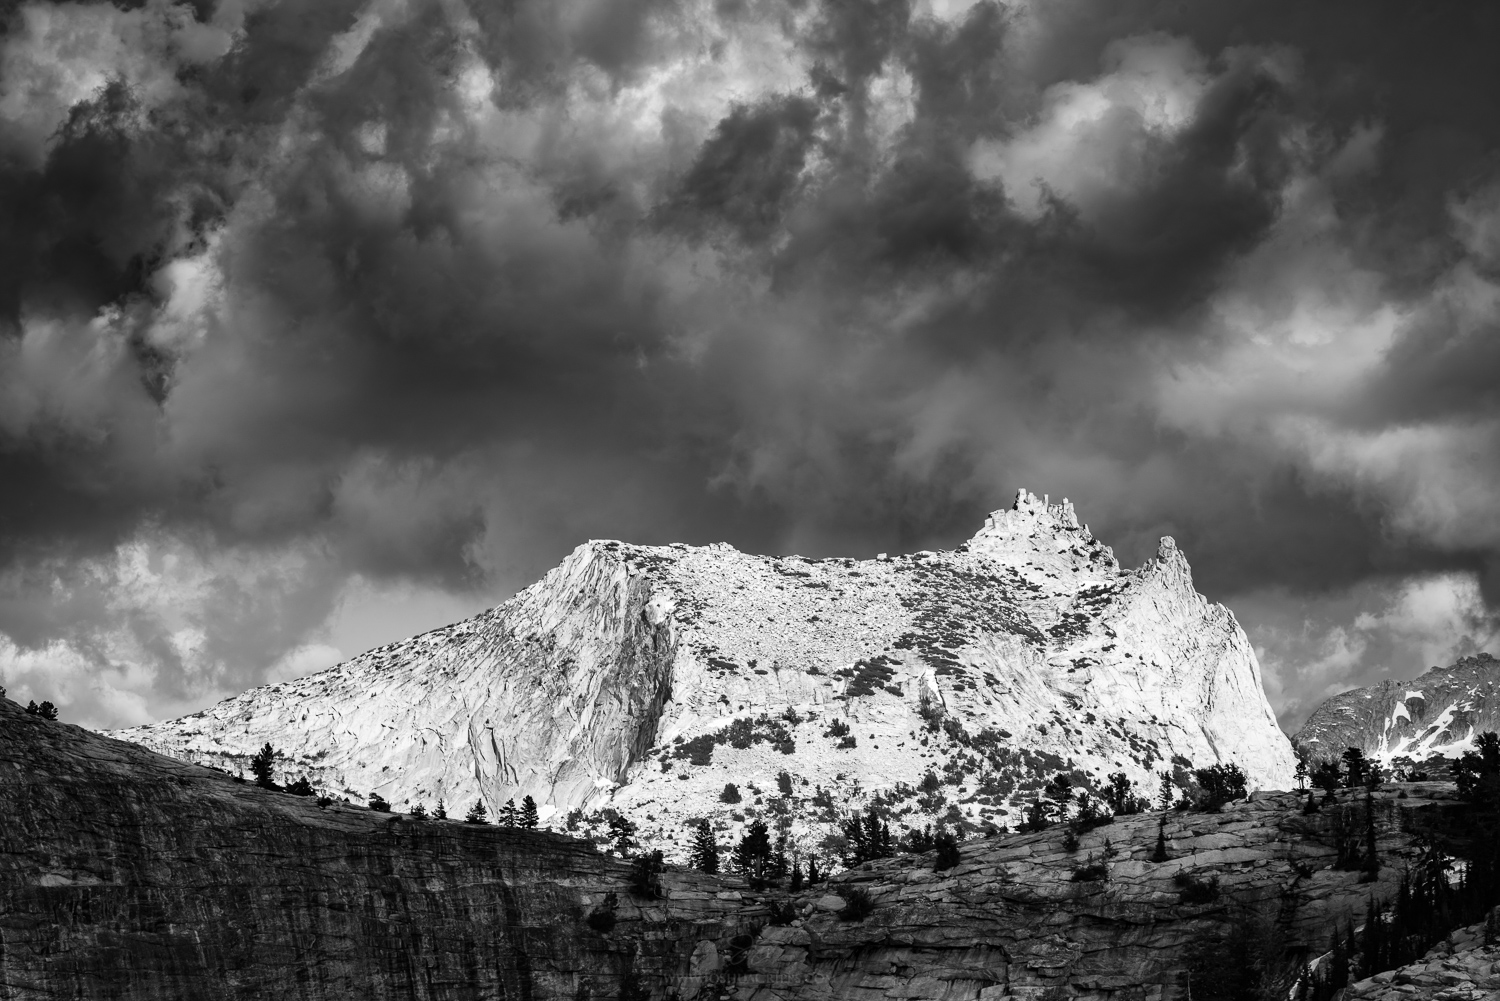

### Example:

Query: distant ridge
xmin=1294 ymin=652 xmax=1500 ymax=763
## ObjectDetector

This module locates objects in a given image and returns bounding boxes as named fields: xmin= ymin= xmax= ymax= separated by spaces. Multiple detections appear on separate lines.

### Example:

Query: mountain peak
xmin=114 ymin=494 xmax=1295 ymax=860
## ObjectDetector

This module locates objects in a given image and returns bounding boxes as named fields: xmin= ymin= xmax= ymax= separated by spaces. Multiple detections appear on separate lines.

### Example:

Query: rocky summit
xmin=111 ymin=490 xmax=1295 ymax=860
xmin=1294 ymin=653 xmax=1500 ymax=765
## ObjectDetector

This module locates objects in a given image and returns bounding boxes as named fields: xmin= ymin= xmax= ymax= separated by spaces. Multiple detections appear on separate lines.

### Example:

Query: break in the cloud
xmin=1 ymin=0 xmax=1498 ymax=730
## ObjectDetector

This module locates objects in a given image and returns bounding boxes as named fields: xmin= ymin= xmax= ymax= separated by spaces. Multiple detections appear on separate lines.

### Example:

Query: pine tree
xmin=687 ymin=819 xmax=719 ymax=874
xmin=1360 ymin=786 xmax=1381 ymax=881
xmin=806 ymin=853 xmax=822 ymax=886
xmin=1043 ymin=773 xmax=1074 ymax=823
xmin=285 ymin=776 xmax=314 ymax=797
xmin=1341 ymin=747 xmax=1368 ymax=788
xmin=520 ymin=795 xmax=539 ymax=829
xmin=770 ymin=829 xmax=789 ymax=883
xmin=1360 ymin=896 xmax=1383 ymax=977
xmin=1018 ymin=798 xmax=1050 ymax=833
xmin=465 ymin=800 xmax=488 ymax=824
xmin=789 ymin=860 xmax=804 ymax=891
xmin=498 ymin=799 xmax=518 ymax=827
xmin=409 ymin=802 xmax=427 ymax=819
xmin=37 ymin=701 xmax=57 ymax=720
xmin=841 ymin=808 xmax=894 ymax=865
xmin=1157 ymin=771 xmax=1175 ymax=811
xmin=368 ymin=792 xmax=390 ymax=812
xmin=608 ymin=814 xmax=639 ymax=856
xmin=1332 ymin=924 xmax=1352 ymax=990
xmin=433 ymin=798 xmax=447 ymax=820
xmin=733 ymin=820 xmax=772 ymax=880
xmin=629 ymin=850 xmax=665 ymax=899
xmin=934 ymin=830 xmax=961 ymax=871
xmin=249 ymin=743 xmax=278 ymax=789
xmin=1151 ymin=816 xmax=1170 ymax=863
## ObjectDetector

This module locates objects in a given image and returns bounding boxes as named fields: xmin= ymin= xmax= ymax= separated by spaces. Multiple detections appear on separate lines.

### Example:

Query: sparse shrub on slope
xmin=1174 ymin=871 xmax=1220 ymax=904
xmin=838 ymin=887 xmax=875 ymax=922
xmin=1069 ymin=853 xmax=1107 ymax=882
xmin=584 ymin=891 xmax=617 ymax=933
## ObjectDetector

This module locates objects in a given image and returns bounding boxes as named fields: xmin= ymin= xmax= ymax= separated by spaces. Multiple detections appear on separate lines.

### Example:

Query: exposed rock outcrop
xmin=0 ymin=698 xmax=1459 ymax=1001
xmin=1339 ymin=909 xmax=1500 ymax=1001
xmin=1295 ymin=653 xmax=1500 ymax=764
xmin=111 ymin=490 xmax=1296 ymax=859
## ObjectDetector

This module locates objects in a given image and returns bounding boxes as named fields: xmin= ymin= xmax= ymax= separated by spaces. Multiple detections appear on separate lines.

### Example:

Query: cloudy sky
xmin=2 ymin=0 xmax=1498 ymax=734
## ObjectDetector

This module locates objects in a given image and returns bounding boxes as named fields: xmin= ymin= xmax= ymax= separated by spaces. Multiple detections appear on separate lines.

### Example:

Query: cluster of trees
xmin=1180 ymin=847 xmax=1500 ymax=1001
xmin=1183 ymin=734 xmax=1500 ymax=1001
xmin=2 ymin=685 xmax=61 ymax=721
xmin=832 ymin=808 xmax=962 ymax=873
xmin=1451 ymin=731 xmax=1500 ymax=803
xmin=1015 ymin=765 xmax=1244 ymax=837
xmin=23 ymin=700 xmax=59 ymax=720
xmin=466 ymin=796 xmax=540 ymax=828
xmin=1302 ymin=845 xmax=1500 ymax=1000
xmin=250 ymin=743 xmax=316 ymax=797
xmin=246 ymin=743 xmax=547 ymax=827
xmin=1298 ymin=747 xmax=1384 ymax=803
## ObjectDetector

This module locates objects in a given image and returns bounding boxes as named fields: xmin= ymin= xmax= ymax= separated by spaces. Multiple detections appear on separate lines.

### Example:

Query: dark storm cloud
xmin=2 ymin=0 xmax=1499 ymax=727
xmin=663 ymin=94 xmax=820 ymax=242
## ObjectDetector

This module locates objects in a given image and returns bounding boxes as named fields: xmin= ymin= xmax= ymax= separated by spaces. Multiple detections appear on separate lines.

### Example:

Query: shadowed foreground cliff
xmin=0 ymin=698 xmax=758 ymax=1000
xmin=0 ymin=699 xmax=1479 ymax=1000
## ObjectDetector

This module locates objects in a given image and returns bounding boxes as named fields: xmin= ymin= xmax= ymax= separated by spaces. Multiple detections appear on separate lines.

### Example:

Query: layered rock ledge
xmin=0 ymin=700 xmax=1472 ymax=1000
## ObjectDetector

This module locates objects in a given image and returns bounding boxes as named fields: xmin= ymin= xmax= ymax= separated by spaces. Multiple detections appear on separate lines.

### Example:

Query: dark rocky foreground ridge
xmin=2 ymin=697 xmax=1490 ymax=1000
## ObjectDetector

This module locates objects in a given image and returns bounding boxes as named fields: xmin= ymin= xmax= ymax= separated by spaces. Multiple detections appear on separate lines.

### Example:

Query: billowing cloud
xmin=2 ymin=0 xmax=1498 ymax=729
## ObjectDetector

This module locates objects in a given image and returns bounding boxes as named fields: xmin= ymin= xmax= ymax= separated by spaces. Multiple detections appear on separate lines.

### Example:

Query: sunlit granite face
xmin=112 ymin=489 xmax=1295 ymax=864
